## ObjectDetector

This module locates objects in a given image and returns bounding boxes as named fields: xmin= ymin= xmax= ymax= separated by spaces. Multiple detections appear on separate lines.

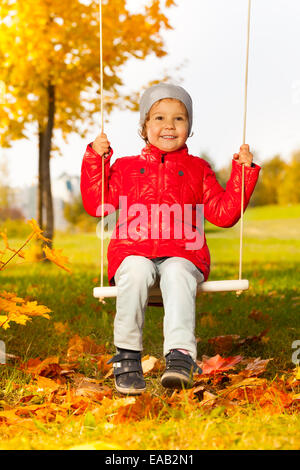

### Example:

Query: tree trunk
xmin=39 ymin=82 xmax=55 ymax=246
xmin=37 ymin=126 xmax=44 ymax=229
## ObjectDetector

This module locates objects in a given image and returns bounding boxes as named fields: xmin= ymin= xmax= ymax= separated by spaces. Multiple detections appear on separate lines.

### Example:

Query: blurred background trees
xmin=215 ymin=151 xmax=300 ymax=208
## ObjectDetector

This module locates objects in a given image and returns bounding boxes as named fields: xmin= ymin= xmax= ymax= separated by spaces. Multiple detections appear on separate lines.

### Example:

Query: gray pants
xmin=114 ymin=255 xmax=204 ymax=360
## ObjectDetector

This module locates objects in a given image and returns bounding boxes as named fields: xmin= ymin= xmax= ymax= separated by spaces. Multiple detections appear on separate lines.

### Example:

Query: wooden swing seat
xmin=93 ymin=279 xmax=249 ymax=306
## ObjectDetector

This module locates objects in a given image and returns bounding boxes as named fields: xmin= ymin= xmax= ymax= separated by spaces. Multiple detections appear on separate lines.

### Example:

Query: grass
xmin=0 ymin=203 xmax=300 ymax=450
xmin=1 ymin=409 xmax=300 ymax=450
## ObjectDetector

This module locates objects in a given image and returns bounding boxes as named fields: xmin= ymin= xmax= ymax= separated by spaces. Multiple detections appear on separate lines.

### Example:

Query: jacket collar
xmin=141 ymin=143 xmax=189 ymax=159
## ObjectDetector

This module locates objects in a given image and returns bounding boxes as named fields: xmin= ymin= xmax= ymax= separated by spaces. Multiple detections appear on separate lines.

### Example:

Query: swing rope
xmin=99 ymin=0 xmax=104 ymax=289
xmin=238 ymin=0 xmax=252 ymax=291
xmin=96 ymin=0 xmax=252 ymax=297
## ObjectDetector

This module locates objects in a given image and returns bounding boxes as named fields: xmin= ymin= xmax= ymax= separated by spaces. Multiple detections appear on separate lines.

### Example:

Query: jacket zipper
xmin=152 ymin=154 xmax=166 ymax=256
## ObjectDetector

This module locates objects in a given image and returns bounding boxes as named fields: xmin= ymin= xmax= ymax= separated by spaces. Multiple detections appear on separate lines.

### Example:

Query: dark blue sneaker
xmin=107 ymin=348 xmax=146 ymax=395
xmin=161 ymin=350 xmax=202 ymax=389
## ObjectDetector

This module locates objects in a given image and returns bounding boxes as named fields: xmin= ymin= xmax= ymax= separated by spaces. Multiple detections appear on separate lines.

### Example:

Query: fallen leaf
xmin=73 ymin=377 xmax=112 ymax=401
xmin=208 ymin=335 xmax=240 ymax=354
xmin=208 ymin=329 xmax=270 ymax=354
xmin=198 ymin=354 xmax=243 ymax=375
xmin=35 ymin=376 xmax=60 ymax=393
xmin=111 ymin=393 xmax=164 ymax=424
xmin=97 ymin=354 xmax=114 ymax=375
xmin=67 ymin=335 xmax=106 ymax=362
xmin=22 ymin=356 xmax=60 ymax=376
xmin=237 ymin=329 xmax=270 ymax=347
xmin=142 ymin=355 xmax=164 ymax=375
xmin=240 ymin=357 xmax=272 ymax=377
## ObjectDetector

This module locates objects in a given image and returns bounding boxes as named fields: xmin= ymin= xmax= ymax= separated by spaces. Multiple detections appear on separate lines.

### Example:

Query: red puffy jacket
xmin=81 ymin=143 xmax=260 ymax=285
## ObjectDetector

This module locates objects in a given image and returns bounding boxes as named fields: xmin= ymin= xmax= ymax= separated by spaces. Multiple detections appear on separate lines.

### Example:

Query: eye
xmin=155 ymin=116 xmax=163 ymax=120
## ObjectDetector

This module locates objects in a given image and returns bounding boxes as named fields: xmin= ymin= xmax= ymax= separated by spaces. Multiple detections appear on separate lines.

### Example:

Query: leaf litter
xmin=1 ymin=333 xmax=300 ymax=437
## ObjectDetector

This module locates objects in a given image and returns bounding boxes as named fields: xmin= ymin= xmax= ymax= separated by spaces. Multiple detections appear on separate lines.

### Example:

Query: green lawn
xmin=0 ymin=204 xmax=300 ymax=450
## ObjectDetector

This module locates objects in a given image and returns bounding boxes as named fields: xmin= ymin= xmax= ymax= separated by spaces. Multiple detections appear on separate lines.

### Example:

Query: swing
xmin=93 ymin=0 xmax=252 ymax=305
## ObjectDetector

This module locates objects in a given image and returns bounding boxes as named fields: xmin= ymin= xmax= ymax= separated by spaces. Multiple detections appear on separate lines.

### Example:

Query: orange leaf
xmin=111 ymin=393 xmax=164 ymax=424
xmin=22 ymin=356 xmax=61 ymax=378
xmin=199 ymin=354 xmax=243 ymax=375
xmin=35 ymin=376 xmax=60 ymax=393
xmin=97 ymin=354 xmax=113 ymax=375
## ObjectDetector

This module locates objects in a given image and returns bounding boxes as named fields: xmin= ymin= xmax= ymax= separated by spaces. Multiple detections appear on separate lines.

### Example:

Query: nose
xmin=164 ymin=118 xmax=175 ymax=129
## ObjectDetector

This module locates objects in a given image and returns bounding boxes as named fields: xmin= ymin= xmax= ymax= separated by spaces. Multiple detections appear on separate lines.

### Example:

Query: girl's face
xmin=145 ymin=99 xmax=189 ymax=152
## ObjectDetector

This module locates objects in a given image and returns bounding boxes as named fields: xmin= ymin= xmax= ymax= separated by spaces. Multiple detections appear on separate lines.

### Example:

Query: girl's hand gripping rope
xmin=233 ymin=144 xmax=253 ymax=167
xmin=92 ymin=133 xmax=111 ymax=158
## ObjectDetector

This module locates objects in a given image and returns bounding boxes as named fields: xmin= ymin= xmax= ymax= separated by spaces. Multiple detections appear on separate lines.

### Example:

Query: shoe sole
xmin=115 ymin=381 xmax=146 ymax=395
xmin=161 ymin=371 xmax=193 ymax=389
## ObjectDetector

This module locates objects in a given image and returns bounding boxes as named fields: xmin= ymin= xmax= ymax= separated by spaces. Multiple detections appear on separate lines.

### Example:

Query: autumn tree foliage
xmin=214 ymin=152 xmax=300 ymax=207
xmin=249 ymin=152 xmax=300 ymax=206
xmin=277 ymin=152 xmax=300 ymax=205
xmin=0 ymin=0 xmax=176 ymax=241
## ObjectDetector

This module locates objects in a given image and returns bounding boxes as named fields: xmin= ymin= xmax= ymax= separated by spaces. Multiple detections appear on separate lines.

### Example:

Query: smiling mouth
xmin=160 ymin=135 xmax=177 ymax=139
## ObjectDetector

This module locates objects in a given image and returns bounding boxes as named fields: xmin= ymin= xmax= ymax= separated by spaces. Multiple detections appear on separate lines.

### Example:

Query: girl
xmin=81 ymin=83 xmax=260 ymax=395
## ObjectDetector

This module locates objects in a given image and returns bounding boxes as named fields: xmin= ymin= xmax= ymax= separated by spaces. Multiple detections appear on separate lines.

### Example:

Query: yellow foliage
xmin=0 ymin=219 xmax=71 ymax=273
xmin=28 ymin=219 xmax=51 ymax=243
xmin=0 ymin=291 xmax=51 ymax=329
xmin=0 ymin=0 xmax=175 ymax=147
xmin=0 ymin=219 xmax=71 ymax=328
xmin=43 ymin=246 xmax=72 ymax=273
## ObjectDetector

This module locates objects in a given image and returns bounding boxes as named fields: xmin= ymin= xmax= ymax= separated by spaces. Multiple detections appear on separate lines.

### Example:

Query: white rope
xmin=99 ymin=0 xmax=104 ymax=290
xmin=238 ymin=0 xmax=252 ymax=288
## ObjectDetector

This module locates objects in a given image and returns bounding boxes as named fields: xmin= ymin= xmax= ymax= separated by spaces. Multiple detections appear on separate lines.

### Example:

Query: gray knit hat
xmin=139 ymin=83 xmax=193 ymax=135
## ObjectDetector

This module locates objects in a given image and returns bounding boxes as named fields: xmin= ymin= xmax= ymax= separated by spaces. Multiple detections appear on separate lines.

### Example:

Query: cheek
xmin=179 ymin=127 xmax=189 ymax=140
xmin=146 ymin=123 xmax=159 ymax=139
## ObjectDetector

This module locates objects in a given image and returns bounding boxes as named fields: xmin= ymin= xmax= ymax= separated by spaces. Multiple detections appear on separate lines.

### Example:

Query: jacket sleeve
xmin=80 ymin=143 xmax=122 ymax=217
xmin=202 ymin=159 xmax=261 ymax=227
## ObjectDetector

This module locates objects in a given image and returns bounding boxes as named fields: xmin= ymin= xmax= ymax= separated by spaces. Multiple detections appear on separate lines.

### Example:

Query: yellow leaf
xmin=0 ymin=290 xmax=51 ymax=329
xmin=0 ymin=315 xmax=9 ymax=329
xmin=27 ymin=219 xmax=51 ymax=243
xmin=43 ymin=246 xmax=72 ymax=273
xmin=0 ymin=232 xmax=9 ymax=249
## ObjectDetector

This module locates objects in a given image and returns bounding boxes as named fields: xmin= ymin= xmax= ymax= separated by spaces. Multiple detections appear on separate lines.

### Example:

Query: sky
xmin=3 ymin=0 xmax=300 ymax=188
